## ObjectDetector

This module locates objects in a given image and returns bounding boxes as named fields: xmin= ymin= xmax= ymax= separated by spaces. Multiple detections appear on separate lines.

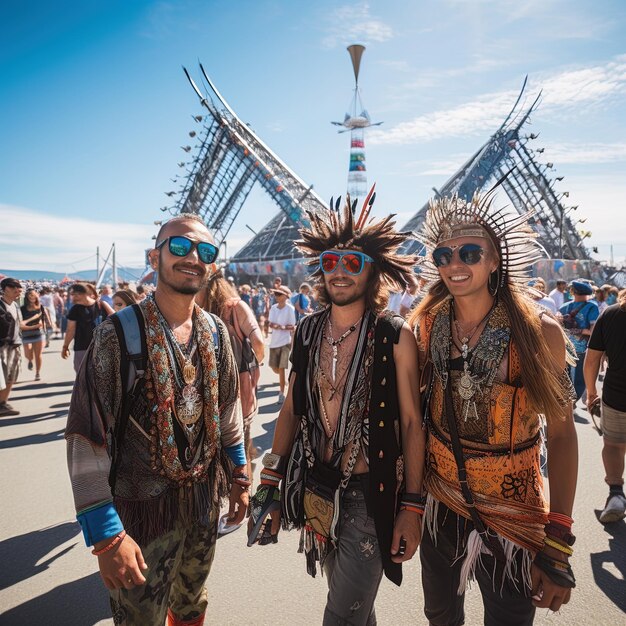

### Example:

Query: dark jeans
xmin=570 ymin=352 xmax=586 ymax=401
xmin=322 ymin=482 xmax=383 ymax=625
xmin=420 ymin=504 xmax=535 ymax=626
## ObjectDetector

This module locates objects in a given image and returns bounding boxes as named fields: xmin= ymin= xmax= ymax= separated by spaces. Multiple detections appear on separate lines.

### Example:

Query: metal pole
xmin=112 ymin=243 xmax=118 ymax=288
xmin=559 ymin=211 xmax=564 ymax=259
xmin=96 ymin=246 xmax=100 ymax=281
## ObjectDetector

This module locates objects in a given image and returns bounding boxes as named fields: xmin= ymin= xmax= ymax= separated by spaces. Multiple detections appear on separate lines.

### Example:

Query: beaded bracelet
xmin=232 ymin=472 xmax=252 ymax=488
xmin=545 ymin=524 xmax=576 ymax=546
xmin=401 ymin=492 xmax=427 ymax=505
xmin=548 ymin=512 xmax=573 ymax=529
xmin=260 ymin=468 xmax=283 ymax=487
xmin=544 ymin=536 xmax=574 ymax=556
xmin=91 ymin=530 xmax=127 ymax=556
xmin=400 ymin=504 xmax=425 ymax=516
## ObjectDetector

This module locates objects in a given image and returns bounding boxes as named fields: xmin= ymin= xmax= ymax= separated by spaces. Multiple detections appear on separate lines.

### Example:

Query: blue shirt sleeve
xmin=77 ymin=501 xmax=124 ymax=546
xmin=225 ymin=442 xmax=247 ymax=466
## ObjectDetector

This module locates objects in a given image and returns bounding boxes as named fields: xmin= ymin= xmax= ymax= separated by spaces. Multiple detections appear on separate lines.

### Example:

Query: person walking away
xmin=558 ymin=280 xmax=599 ymax=403
xmin=53 ymin=288 xmax=65 ymax=338
xmin=66 ymin=215 xmax=248 ymax=625
xmin=198 ymin=271 xmax=265 ymax=534
xmin=100 ymin=284 xmax=114 ymax=308
xmin=0 ymin=278 xmax=23 ymax=417
xmin=248 ymin=197 xmax=426 ymax=625
xmin=411 ymin=194 xmax=578 ymax=625
xmin=39 ymin=286 xmax=56 ymax=347
xmin=268 ymin=285 xmax=296 ymax=404
xmin=62 ymin=283 xmax=114 ymax=373
xmin=584 ymin=288 xmax=626 ymax=523
xmin=549 ymin=280 xmax=567 ymax=310
xmin=20 ymin=288 xmax=51 ymax=381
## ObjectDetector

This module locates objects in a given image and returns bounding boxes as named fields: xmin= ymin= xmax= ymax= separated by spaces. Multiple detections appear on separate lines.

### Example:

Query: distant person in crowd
xmin=65 ymin=214 xmax=246 ymax=624
xmin=291 ymin=282 xmax=312 ymax=321
xmin=239 ymin=283 xmax=251 ymax=307
xmin=387 ymin=289 xmax=403 ymax=314
xmin=605 ymin=285 xmax=619 ymax=306
xmin=53 ymin=288 xmax=66 ymax=338
xmin=252 ymin=282 xmax=269 ymax=332
xmin=528 ymin=278 xmax=557 ymax=314
xmin=62 ymin=283 xmax=113 ymax=373
xmin=0 ymin=278 xmax=23 ymax=417
xmin=268 ymin=284 xmax=296 ymax=403
xmin=199 ymin=271 xmax=265 ymax=534
xmin=593 ymin=285 xmax=608 ymax=314
xmin=549 ymin=279 xmax=567 ymax=309
xmin=135 ymin=284 xmax=147 ymax=301
xmin=112 ymin=289 xmax=138 ymax=311
xmin=558 ymin=280 xmax=600 ymax=401
xmin=20 ymin=288 xmax=52 ymax=381
xmin=584 ymin=288 xmax=626 ymax=523
xmin=39 ymin=286 xmax=56 ymax=347
xmin=399 ymin=273 xmax=421 ymax=318
xmin=100 ymin=284 xmax=114 ymax=308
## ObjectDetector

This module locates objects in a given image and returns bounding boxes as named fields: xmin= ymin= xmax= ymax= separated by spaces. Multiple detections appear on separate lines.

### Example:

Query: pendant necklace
xmin=325 ymin=315 xmax=362 ymax=382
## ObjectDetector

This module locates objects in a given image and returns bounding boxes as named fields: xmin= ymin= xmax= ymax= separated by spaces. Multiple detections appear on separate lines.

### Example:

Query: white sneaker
xmin=599 ymin=494 xmax=626 ymax=523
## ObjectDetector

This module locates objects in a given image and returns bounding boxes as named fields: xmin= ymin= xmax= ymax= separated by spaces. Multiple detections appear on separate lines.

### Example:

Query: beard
xmin=158 ymin=266 xmax=208 ymax=295
xmin=326 ymin=281 xmax=369 ymax=307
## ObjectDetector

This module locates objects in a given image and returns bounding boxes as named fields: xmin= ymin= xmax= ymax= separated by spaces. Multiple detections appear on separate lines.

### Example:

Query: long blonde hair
xmin=410 ymin=279 xmax=569 ymax=425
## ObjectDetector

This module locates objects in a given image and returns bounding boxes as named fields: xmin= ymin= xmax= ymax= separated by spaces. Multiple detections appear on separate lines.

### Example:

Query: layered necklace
xmin=451 ymin=301 xmax=495 ymax=419
xmin=324 ymin=315 xmax=363 ymax=382
xmin=158 ymin=314 xmax=203 ymax=442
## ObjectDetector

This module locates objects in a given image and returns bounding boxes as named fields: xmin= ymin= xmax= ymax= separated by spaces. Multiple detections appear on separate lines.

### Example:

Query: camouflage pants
xmin=109 ymin=515 xmax=217 ymax=626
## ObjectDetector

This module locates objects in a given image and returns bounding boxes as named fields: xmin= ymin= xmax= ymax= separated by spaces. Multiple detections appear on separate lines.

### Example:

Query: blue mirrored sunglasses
xmin=320 ymin=250 xmax=374 ymax=275
xmin=156 ymin=236 xmax=218 ymax=264
xmin=432 ymin=243 xmax=484 ymax=268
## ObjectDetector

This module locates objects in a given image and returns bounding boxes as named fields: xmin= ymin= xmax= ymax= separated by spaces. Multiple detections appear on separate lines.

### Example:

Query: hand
xmin=247 ymin=484 xmax=281 ymax=546
xmin=61 ymin=346 xmax=70 ymax=359
xmin=96 ymin=533 xmax=148 ymax=590
xmin=390 ymin=509 xmax=422 ymax=563
xmin=530 ymin=560 xmax=572 ymax=611
xmin=586 ymin=392 xmax=599 ymax=411
xmin=227 ymin=483 xmax=249 ymax=526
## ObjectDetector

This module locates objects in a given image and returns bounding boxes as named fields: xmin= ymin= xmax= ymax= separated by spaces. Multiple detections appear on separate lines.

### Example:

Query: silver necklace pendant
xmin=331 ymin=345 xmax=338 ymax=382
xmin=458 ymin=361 xmax=476 ymax=401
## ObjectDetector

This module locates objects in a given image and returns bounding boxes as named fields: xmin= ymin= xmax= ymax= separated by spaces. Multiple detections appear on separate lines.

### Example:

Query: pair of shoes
xmin=277 ymin=392 xmax=285 ymax=404
xmin=0 ymin=402 xmax=20 ymax=417
xmin=599 ymin=494 xmax=626 ymax=523
xmin=27 ymin=360 xmax=33 ymax=371
xmin=35 ymin=373 xmax=41 ymax=381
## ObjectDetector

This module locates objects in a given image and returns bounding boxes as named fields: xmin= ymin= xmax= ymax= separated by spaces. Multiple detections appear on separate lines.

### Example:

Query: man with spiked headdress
xmin=248 ymin=190 xmax=426 ymax=625
xmin=411 ymin=192 xmax=578 ymax=624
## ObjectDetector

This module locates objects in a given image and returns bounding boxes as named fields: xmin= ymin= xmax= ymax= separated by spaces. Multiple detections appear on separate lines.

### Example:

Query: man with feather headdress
xmin=248 ymin=191 xmax=426 ymax=625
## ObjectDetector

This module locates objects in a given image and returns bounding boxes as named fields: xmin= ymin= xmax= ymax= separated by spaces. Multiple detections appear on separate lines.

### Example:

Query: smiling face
xmin=435 ymin=236 xmax=499 ymax=299
xmin=322 ymin=254 xmax=372 ymax=308
xmin=150 ymin=219 xmax=214 ymax=296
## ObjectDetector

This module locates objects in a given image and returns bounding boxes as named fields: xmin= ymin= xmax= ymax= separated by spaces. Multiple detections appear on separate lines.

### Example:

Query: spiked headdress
xmin=295 ymin=186 xmax=417 ymax=291
xmin=416 ymin=192 xmax=545 ymax=290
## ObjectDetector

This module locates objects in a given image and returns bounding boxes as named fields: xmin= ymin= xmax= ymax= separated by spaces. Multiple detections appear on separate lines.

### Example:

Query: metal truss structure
xmin=162 ymin=64 xmax=326 ymax=252
xmin=168 ymin=69 xmax=588 ymax=268
xmin=400 ymin=80 xmax=589 ymax=260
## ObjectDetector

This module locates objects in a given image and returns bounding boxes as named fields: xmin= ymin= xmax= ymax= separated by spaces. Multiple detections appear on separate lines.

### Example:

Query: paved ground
xmin=0 ymin=340 xmax=624 ymax=625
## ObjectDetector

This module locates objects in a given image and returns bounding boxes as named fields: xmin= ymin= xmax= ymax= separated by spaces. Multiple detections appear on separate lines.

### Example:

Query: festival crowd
xmin=0 ymin=196 xmax=625 ymax=625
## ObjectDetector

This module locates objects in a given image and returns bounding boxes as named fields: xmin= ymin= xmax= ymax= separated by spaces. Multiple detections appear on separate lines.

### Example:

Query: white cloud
xmin=322 ymin=3 xmax=393 ymax=48
xmin=0 ymin=204 xmax=155 ymax=271
xmin=370 ymin=55 xmax=626 ymax=145
xmin=541 ymin=142 xmax=626 ymax=165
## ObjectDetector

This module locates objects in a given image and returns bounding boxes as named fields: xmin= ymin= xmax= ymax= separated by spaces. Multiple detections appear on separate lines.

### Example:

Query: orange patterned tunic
xmin=418 ymin=300 xmax=548 ymax=554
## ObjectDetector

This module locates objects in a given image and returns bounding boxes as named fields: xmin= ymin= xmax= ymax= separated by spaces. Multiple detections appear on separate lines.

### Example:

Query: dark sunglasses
xmin=432 ymin=243 xmax=484 ymax=267
xmin=156 ymin=236 xmax=218 ymax=264
xmin=320 ymin=250 xmax=374 ymax=276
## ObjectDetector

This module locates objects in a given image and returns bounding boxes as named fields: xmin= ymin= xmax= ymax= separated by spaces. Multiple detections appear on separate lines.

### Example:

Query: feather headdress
xmin=416 ymin=192 xmax=545 ymax=290
xmin=295 ymin=189 xmax=417 ymax=291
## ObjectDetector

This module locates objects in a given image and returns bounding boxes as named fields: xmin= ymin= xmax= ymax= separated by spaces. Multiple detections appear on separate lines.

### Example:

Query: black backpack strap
xmin=108 ymin=304 xmax=147 ymax=491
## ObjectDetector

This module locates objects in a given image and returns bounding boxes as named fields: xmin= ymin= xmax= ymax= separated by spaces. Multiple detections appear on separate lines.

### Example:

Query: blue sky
xmin=1 ymin=0 xmax=625 ymax=272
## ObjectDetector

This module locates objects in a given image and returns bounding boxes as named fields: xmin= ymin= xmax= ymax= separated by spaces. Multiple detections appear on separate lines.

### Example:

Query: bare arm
xmin=235 ymin=301 xmax=265 ymax=362
xmin=100 ymin=300 xmax=115 ymax=316
xmin=532 ymin=315 xmax=578 ymax=610
xmin=583 ymin=348 xmax=603 ymax=406
xmin=391 ymin=323 xmax=427 ymax=563
xmin=62 ymin=320 xmax=77 ymax=358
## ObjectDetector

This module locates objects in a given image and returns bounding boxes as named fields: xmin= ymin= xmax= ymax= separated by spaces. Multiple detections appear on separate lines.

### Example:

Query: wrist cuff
xmin=77 ymin=501 xmax=124 ymax=546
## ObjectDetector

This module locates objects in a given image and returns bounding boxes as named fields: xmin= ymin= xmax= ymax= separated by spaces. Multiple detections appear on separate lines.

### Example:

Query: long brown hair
xmin=24 ymin=288 xmax=41 ymax=310
xmin=410 ymin=278 xmax=570 ymax=426
xmin=198 ymin=273 xmax=238 ymax=316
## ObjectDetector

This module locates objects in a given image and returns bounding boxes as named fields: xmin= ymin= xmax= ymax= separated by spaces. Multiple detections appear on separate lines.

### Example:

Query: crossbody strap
xmin=443 ymin=380 xmax=505 ymax=562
